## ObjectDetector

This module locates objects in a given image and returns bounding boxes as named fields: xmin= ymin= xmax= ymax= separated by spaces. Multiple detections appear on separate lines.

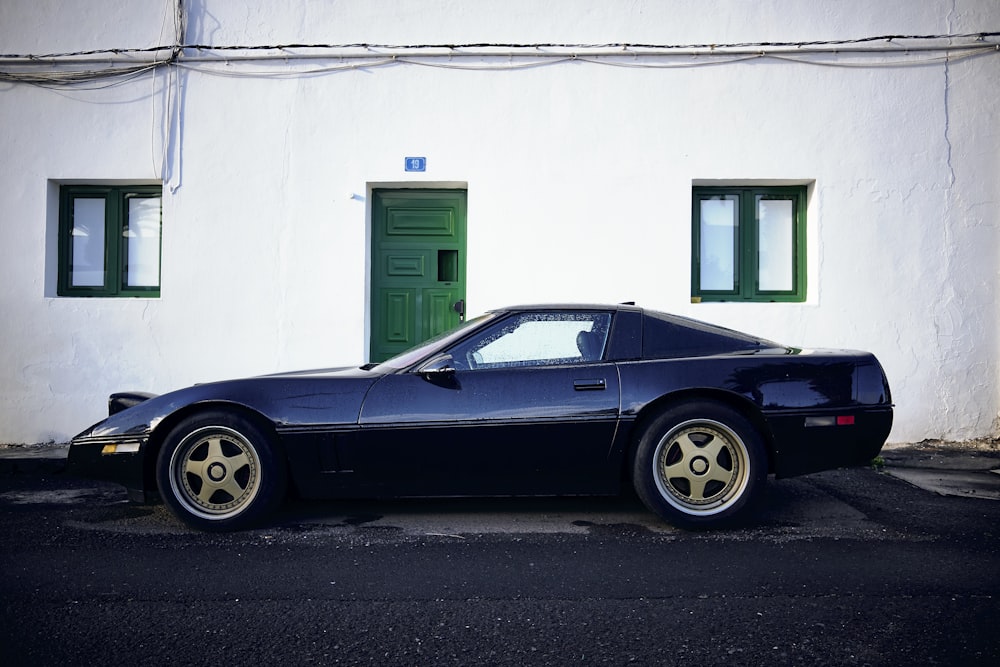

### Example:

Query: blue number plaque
xmin=404 ymin=157 xmax=427 ymax=172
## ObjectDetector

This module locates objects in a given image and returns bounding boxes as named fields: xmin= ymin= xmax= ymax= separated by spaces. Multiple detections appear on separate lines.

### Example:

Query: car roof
xmin=491 ymin=303 xmax=777 ymax=349
xmin=494 ymin=303 xmax=642 ymax=313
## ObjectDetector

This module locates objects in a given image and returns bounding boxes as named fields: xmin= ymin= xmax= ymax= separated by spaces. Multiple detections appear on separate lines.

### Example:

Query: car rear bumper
xmin=766 ymin=406 xmax=893 ymax=478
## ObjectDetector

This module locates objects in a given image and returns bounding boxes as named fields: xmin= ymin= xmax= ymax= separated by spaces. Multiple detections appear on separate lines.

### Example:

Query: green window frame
xmin=57 ymin=184 xmax=162 ymax=297
xmin=691 ymin=186 xmax=806 ymax=303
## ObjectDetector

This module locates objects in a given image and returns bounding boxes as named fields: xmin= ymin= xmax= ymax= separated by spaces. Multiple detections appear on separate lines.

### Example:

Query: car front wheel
xmin=156 ymin=411 xmax=286 ymax=531
xmin=633 ymin=401 xmax=767 ymax=528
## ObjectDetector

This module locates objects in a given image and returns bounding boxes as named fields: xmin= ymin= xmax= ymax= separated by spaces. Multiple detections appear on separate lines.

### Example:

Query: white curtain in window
xmin=126 ymin=197 xmax=161 ymax=287
xmin=699 ymin=198 xmax=737 ymax=291
xmin=757 ymin=198 xmax=793 ymax=291
xmin=71 ymin=198 xmax=105 ymax=287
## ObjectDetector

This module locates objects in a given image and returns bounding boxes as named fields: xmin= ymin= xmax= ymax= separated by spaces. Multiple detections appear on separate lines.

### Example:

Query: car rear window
xmin=642 ymin=311 xmax=770 ymax=359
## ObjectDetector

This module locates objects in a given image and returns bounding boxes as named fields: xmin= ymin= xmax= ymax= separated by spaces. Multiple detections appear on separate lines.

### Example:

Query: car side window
xmin=448 ymin=312 xmax=612 ymax=370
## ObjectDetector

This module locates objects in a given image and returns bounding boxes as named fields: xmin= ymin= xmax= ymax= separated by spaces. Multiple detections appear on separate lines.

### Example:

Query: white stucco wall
xmin=1 ymin=0 xmax=998 ymax=443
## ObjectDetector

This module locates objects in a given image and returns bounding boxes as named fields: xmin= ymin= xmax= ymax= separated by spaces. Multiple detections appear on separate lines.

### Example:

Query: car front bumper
xmin=67 ymin=434 xmax=152 ymax=503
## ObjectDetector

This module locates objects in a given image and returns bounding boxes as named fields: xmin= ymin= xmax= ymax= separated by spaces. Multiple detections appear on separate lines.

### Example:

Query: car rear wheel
xmin=633 ymin=401 xmax=766 ymax=528
xmin=156 ymin=411 xmax=286 ymax=531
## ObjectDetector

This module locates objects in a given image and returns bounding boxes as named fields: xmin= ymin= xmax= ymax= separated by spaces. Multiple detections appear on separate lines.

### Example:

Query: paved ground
xmin=2 ymin=439 xmax=999 ymax=665
xmin=880 ymin=439 xmax=1000 ymax=501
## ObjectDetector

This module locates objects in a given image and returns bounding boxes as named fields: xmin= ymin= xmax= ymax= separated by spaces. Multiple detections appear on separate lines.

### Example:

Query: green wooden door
xmin=370 ymin=189 xmax=467 ymax=362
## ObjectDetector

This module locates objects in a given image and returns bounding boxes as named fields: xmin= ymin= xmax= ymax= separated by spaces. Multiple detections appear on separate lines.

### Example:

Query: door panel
xmin=384 ymin=252 xmax=428 ymax=277
xmin=380 ymin=289 xmax=415 ymax=345
xmin=350 ymin=364 xmax=622 ymax=495
xmin=423 ymin=288 xmax=458 ymax=339
xmin=371 ymin=190 xmax=467 ymax=362
xmin=386 ymin=208 xmax=456 ymax=236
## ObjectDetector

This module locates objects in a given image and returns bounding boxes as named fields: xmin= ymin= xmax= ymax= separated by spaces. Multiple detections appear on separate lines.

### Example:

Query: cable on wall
xmin=1 ymin=33 xmax=998 ymax=89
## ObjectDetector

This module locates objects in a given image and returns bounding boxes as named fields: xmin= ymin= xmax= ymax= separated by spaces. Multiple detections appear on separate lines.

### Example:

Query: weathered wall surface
xmin=1 ymin=0 xmax=997 ymax=442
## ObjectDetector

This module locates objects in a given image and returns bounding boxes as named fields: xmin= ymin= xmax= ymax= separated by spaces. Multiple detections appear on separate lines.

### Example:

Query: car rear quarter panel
xmin=617 ymin=351 xmax=892 ymax=477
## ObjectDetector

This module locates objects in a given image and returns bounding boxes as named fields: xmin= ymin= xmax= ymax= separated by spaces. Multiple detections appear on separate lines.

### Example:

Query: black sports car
xmin=68 ymin=303 xmax=893 ymax=531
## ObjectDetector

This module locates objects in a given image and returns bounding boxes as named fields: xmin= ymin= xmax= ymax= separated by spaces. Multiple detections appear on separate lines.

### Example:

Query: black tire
xmin=156 ymin=411 xmax=287 ymax=531
xmin=632 ymin=401 xmax=767 ymax=528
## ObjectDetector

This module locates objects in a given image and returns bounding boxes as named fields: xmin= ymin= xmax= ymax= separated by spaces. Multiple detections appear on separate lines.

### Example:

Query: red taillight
xmin=805 ymin=415 xmax=857 ymax=427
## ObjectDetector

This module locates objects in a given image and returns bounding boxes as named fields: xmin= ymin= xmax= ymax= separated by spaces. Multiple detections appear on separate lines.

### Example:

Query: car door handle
xmin=573 ymin=379 xmax=607 ymax=391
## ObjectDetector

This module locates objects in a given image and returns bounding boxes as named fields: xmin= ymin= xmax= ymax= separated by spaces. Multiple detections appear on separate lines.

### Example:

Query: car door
xmin=351 ymin=310 xmax=622 ymax=495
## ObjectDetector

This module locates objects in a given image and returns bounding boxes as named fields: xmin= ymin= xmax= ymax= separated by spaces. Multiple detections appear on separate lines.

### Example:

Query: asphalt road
xmin=1 ymin=465 xmax=998 ymax=666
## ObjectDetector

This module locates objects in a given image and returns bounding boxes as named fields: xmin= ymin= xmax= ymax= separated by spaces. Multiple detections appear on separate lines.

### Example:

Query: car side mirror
xmin=418 ymin=354 xmax=456 ymax=377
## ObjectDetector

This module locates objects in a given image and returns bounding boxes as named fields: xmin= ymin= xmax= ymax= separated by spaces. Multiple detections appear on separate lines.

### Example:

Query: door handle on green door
xmin=453 ymin=299 xmax=465 ymax=322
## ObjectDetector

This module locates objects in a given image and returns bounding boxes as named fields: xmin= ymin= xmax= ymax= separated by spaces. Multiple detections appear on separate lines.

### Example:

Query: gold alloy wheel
xmin=168 ymin=425 xmax=262 ymax=520
xmin=652 ymin=418 xmax=751 ymax=516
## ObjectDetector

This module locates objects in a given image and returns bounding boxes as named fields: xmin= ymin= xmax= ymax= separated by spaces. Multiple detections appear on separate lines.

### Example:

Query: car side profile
xmin=68 ymin=304 xmax=893 ymax=531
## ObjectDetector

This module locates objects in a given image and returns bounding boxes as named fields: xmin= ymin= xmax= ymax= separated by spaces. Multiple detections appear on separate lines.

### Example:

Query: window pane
xmin=124 ymin=197 xmax=161 ymax=287
xmin=699 ymin=197 xmax=737 ymax=291
xmin=451 ymin=312 xmax=611 ymax=369
xmin=757 ymin=197 xmax=793 ymax=291
xmin=70 ymin=198 xmax=105 ymax=287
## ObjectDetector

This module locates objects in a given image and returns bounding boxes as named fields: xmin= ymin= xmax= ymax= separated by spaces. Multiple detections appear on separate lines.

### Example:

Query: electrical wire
xmin=0 ymin=62 xmax=164 ymax=88
xmin=1 ymin=33 xmax=997 ymax=89
xmin=4 ymin=32 xmax=999 ymax=59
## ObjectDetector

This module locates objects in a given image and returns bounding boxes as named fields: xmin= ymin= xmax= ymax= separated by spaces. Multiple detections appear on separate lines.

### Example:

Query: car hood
xmin=74 ymin=365 xmax=386 ymax=441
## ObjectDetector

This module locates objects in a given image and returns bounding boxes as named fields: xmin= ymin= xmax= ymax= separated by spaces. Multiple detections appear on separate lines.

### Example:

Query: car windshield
xmin=368 ymin=312 xmax=499 ymax=371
